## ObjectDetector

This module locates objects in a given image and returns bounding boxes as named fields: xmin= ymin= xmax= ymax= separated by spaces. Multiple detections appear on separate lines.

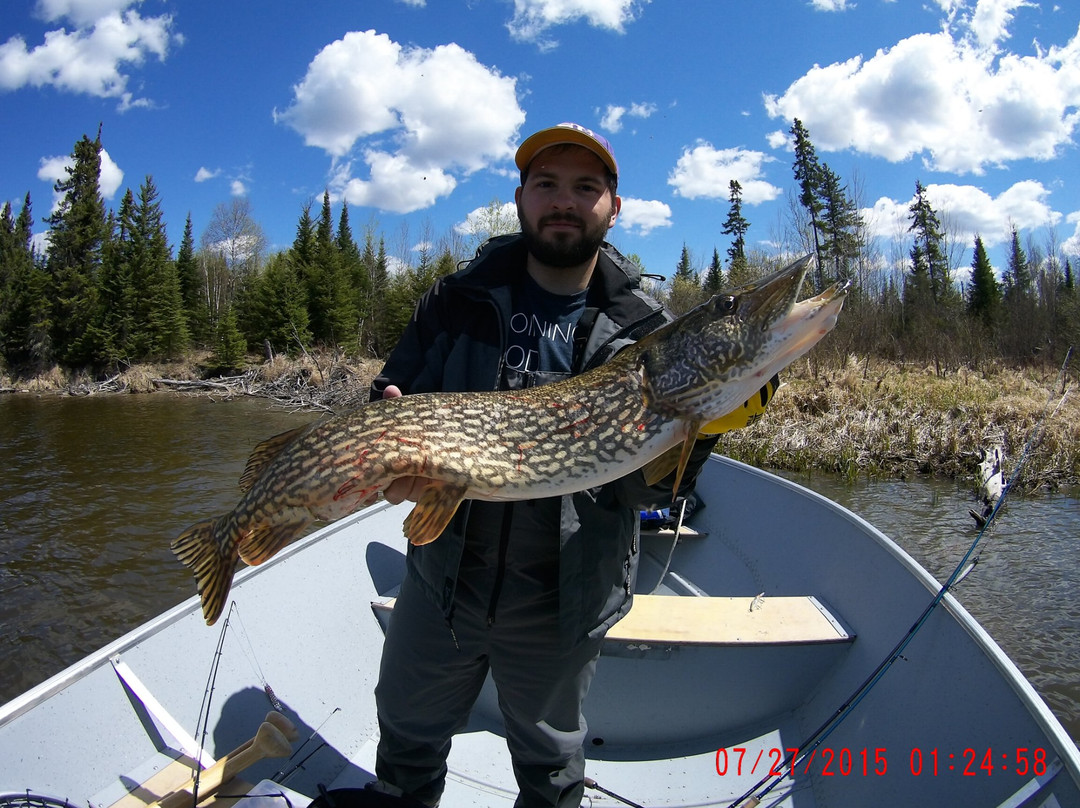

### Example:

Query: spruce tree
xmin=1002 ymin=226 xmax=1032 ymax=303
xmin=702 ymin=248 xmax=725 ymax=296
xmin=0 ymin=194 xmax=52 ymax=367
xmin=669 ymin=244 xmax=704 ymax=314
xmin=309 ymin=190 xmax=358 ymax=349
xmin=721 ymin=180 xmax=750 ymax=285
xmin=966 ymin=235 xmax=1000 ymax=327
xmin=45 ymin=131 xmax=109 ymax=366
xmin=132 ymin=176 xmax=188 ymax=359
xmin=176 ymin=213 xmax=209 ymax=345
xmin=907 ymin=181 xmax=951 ymax=304
xmin=817 ymin=165 xmax=860 ymax=285
xmin=249 ymin=252 xmax=311 ymax=355
xmin=790 ymin=119 xmax=826 ymax=287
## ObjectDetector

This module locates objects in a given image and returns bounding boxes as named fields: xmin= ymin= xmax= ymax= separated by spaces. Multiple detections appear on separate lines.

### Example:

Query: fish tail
xmin=171 ymin=517 xmax=238 ymax=626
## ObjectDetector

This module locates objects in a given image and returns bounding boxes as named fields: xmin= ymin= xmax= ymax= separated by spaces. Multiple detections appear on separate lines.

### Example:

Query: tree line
xmin=1 ymin=123 xmax=1077 ymax=378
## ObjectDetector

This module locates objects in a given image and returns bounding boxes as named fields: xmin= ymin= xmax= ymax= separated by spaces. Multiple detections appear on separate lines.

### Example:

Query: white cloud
xmin=0 ymin=3 xmax=173 ymax=110
xmin=808 ymin=0 xmax=851 ymax=10
xmin=668 ymin=143 xmax=781 ymax=205
xmin=194 ymin=167 xmax=220 ymax=182
xmin=37 ymin=147 xmax=124 ymax=211
xmin=861 ymin=179 xmax=1059 ymax=247
xmin=276 ymin=30 xmax=524 ymax=214
xmin=763 ymin=5 xmax=1080 ymax=174
xmin=230 ymin=179 xmax=247 ymax=197
xmin=599 ymin=101 xmax=656 ymax=132
xmin=618 ymin=197 xmax=671 ymax=236
xmin=507 ymin=0 xmax=647 ymax=45
xmin=1063 ymin=211 xmax=1080 ymax=257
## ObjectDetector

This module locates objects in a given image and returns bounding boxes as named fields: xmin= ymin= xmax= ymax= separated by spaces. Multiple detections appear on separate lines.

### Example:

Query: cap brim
xmin=515 ymin=127 xmax=618 ymax=177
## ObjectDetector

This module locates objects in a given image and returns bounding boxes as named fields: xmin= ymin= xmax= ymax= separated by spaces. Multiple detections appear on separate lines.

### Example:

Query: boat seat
xmin=371 ymin=593 xmax=853 ymax=748
xmin=607 ymin=593 xmax=851 ymax=646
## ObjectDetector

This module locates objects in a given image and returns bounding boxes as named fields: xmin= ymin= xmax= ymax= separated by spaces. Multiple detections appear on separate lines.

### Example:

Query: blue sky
xmin=2 ymin=0 xmax=1079 ymax=285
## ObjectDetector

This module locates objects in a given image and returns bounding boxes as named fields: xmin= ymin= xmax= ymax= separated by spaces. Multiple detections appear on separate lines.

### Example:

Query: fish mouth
xmin=751 ymin=277 xmax=849 ymax=382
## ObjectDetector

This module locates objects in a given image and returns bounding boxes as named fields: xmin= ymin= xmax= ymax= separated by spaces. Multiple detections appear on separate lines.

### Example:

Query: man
xmin=369 ymin=123 xmax=753 ymax=807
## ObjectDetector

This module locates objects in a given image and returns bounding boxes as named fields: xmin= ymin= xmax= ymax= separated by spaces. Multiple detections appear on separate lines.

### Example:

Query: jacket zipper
xmin=486 ymin=503 xmax=515 ymax=626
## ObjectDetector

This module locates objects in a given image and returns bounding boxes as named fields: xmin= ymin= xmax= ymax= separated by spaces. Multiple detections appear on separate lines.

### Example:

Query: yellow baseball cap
xmin=515 ymin=122 xmax=618 ymax=178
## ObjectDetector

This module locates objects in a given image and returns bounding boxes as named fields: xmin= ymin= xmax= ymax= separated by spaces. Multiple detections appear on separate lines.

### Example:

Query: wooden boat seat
xmin=607 ymin=593 xmax=851 ymax=646
xmin=373 ymin=593 xmax=851 ymax=647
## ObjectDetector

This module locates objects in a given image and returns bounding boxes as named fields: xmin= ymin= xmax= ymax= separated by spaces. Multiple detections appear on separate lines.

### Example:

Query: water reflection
xmin=0 ymin=394 xmax=315 ymax=703
xmin=1 ymin=394 xmax=1077 ymax=748
xmin=777 ymin=470 xmax=1080 ymax=743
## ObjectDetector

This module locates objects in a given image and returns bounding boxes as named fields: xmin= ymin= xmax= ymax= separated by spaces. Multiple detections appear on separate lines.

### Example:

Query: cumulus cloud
xmin=194 ymin=167 xmax=220 ymax=182
xmin=0 ymin=1 xmax=173 ymax=110
xmin=276 ymin=30 xmax=524 ymax=214
xmin=507 ymin=0 xmax=647 ymax=46
xmin=763 ymin=2 xmax=1080 ymax=174
xmin=1063 ymin=211 xmax=1080 ymax=257
xmin=668 ymin=143 xmax=781 ymax=205
xmin=809 ymin=0 xmax=851 ymax=10
xmin=618 ymin=196 xmax=671 ymax=236
xmin=861 ymin=179 xmax=1059 ymax=247
xmin=37 ymin=147 xmax=124 ymax=211
xmin=599 ymin=101 xmax=656 ymax=133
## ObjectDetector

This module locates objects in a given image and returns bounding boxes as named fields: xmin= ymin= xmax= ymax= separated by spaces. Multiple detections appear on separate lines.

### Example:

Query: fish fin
xmin=641 ymin=421 xmax=702 ymax=496
xmin=239 ymin=426 xmax=308 ymax=492
xmin=403 ymin=482 xmax=468 ymax=546
xmin=171 ymin=518 xmax=238 ymax=626
xmin=669 ymin=425 xmax=702 ymax=500
xmin=642 ymin=446 xmax=680 ymax=486
xmin=238 ymin=519 xmax=311 ymax=566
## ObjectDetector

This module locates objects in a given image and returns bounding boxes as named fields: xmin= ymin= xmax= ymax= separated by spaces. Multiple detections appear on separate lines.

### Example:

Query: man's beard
xmin=518 ymin=211 xmax=611 ymax=269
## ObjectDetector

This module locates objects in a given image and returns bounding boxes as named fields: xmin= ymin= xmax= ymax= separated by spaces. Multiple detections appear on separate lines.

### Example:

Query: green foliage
xmin=967 ymin=235 xmax=1000 ymax=326
xmin=211 ymin=304 xmax=247 ymax=370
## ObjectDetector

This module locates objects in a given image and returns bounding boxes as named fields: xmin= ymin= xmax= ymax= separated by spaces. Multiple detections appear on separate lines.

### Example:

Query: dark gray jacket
xmin=371 ymin=234 xmax=718 ymax=646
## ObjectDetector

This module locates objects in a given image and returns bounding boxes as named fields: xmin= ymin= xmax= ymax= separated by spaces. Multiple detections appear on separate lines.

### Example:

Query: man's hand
xmin=380 ymin=385 xmax=429 ymax=505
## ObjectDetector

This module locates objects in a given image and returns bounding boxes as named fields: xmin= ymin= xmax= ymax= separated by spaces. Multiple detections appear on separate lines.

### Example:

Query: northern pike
xmin=173 ymin=255 xmax=847 ymax=624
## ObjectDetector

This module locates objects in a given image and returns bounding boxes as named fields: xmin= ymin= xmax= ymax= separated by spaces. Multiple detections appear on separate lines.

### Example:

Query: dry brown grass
xmin=5 ymin=352 xmax=1076 ymax=489
xmin=720 ymin=356 xmax=1080 ymax=490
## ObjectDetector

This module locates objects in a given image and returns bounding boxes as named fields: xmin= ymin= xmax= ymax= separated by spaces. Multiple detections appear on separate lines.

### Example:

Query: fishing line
xmin=728 ymin=350 xmax=1073 ymax=808
xmin=649 ymin=497 xmax=688 ymax=595
xmin=229 ymin=602 xmax=284 ymax=711
xmin=274 ymin=707 xmax=342 ymax=783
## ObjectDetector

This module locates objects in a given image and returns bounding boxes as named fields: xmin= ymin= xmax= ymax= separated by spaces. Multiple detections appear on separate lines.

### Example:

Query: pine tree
xmin=131 ymin=176 xmax=187 ymax=359
xmin=94 ymin=190 xmax=137 ymax=362
xmin=176 ymin=213 xmax=209 ymax=344
xmin=966 ymin=234 xmax=1000 ymax=326
xmin=817 ymin=165 xmax=860 ymax=285
xmin=790 ymin=118 xmax=826 ymax=287
xmin=721 ymin=180 xmax=750 ymax=284
xmin=669 ymin=244 xmax=704 ymax=314
xmin=1002 ymin=226 xmax=1032 ymax=303
xmin=45 ymin=131 xmax=109 ymax=365
xmin=907 ymin=181 xmax=951 ymax=304
xmin=308 ymin=190 xmax=358 ymax=349
xmin=0 ymin=194 xmax=52 ymax=367
xmin=212 ymin=303 xmax=247 ymax=370
xmin=702 ymin=248 xmax=724 ymax=296
xmin=249 ymin=252 xmax=311 ymax=355
xmin=1063 ymin=258 xmax=1074 ymax=293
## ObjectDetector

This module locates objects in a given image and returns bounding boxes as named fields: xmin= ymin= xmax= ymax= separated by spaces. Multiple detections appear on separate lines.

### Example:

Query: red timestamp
xmin=908 ymin=747 xmax=1049 ymax=776
xmin=714 ymin=746 xmax=1052 ymax=778
xmin=715 ymin=747 xmax=889 ymax=778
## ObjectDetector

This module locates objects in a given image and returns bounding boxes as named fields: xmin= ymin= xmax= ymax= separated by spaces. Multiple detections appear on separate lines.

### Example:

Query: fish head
xmin=638 ymin=254 xmax=848 ymax=421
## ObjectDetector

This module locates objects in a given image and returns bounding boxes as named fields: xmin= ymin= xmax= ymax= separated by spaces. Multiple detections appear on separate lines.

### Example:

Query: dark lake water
xmin=1 ymin=393 xmax=1078 ymax=745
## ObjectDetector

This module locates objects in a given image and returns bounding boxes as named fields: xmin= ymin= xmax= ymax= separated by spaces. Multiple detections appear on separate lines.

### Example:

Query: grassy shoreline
xmin=3 ymin=354 xmax=1077 ymax=491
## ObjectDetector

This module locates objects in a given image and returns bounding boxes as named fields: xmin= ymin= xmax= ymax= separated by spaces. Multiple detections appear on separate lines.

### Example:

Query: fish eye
xmin=714 ymin=295 xmax=737 ymax=314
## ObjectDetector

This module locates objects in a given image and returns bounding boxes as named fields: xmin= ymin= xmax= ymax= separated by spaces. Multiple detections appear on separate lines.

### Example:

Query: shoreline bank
xmin=3 ymin=354 xmax=1077 ymax=491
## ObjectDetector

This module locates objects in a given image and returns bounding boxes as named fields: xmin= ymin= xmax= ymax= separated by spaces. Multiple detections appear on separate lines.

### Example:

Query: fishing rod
xmin=728 ymin=350 xmax=1073 ymax=808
